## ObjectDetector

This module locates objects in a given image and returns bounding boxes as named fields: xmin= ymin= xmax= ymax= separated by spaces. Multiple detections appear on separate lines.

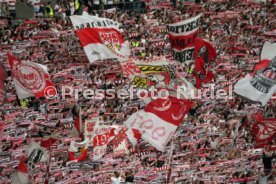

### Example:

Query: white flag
xmin=234 ymin=57 xmax=276 ymax=106
xmin=70 ymin=15 xmax=130 ymax=63
xmin=260 ymin=42 xmax=276 ymax=60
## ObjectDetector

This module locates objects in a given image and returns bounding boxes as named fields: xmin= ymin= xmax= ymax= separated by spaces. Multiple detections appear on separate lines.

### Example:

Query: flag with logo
xmin=252 ymin=113 xmax=276 ymax=149
xmin=125 ymin=96 xmax=193 ymax=151
xmin=7 ymin=53 xmax=56 ymax=99
xmin=260 ymin=42 xmax=276 ymax=60
xmin=234 ymin=56 xmax=276 ymax=106
xmin=194 ymin=38 xmax=216 ymax=88
xmin=0 ymin=63 xmax=7 ymax=104
xmin=167 ymin=14 xmax=201 ymax=63
xmin=70 ymin=15 xmax=130 ymax=63
xmin=92 ymin=125 xmax=117 ymax=161
xmin=121 ymin=58 xmax=176 ymax=89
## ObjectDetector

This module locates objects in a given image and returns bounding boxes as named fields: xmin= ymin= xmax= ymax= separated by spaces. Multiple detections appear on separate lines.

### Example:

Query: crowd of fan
xmin=0 ymin=0 xmax=275 ymax=183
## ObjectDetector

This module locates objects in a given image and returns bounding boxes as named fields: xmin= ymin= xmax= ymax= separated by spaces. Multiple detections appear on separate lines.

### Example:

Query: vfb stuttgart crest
xmin=250 ymin=57 xmax=276 ymax=93
xmin=99 ymin=31 xmax=122 ymax=52
xmin=13 ymin=60 xmax=45 ymax=93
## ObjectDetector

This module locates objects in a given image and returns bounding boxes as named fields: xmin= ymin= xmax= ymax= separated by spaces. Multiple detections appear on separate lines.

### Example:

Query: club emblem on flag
xmin=12 ymin=60 xmax=45 ymax=93
xmin=250 ymin=57 xmax=276 ymax=93
xmin=99 ymin=31 xmax=122 ymax=52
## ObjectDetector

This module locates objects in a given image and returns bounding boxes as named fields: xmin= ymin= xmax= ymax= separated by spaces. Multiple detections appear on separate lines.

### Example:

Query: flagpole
xmin=79 ymin=107 xmax=82 ymax=132
xmin=45 ymin=138 xmax=52 ymax=184
xmin=166 ymin=137 xmax=175 ymax=184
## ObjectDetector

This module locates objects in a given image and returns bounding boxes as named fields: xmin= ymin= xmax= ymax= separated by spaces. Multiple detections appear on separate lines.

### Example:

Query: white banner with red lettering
xmin=7 ymin=53 xmax=56 ymax=100
xmin=70 ymin=15 xmax=130 ymax=63
xmin=92 ymin=125 xmax=117 ymax=161
xmin=84 ymin=117 xmax=99 ymax=146
xmin=124 ymin=96 xmax=193 ymax=151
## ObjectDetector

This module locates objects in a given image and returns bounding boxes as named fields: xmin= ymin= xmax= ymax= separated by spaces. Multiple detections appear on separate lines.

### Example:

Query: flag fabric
xmin=260 ymin=42 xmax=276 ymax=60
xmin=234 ymin=56 xmax=276 ymax=106
xmin=7 ymin=53 xmax=56 ymax=100
xmin=11 ymin=157 xmax=30 ymax=184
xmin=0 ymin=64 xmax=7 ymax=104
xmin=25 ymin=141 xmax=49 ymax=166
xmin=70 ymin=15 xmax=130 ymax=63
xmin=135 ymin=59 xmax=176 ymax=88
xmin=92 ymin=125 xmax=117 ymax=161
xmin=70 ymin=116 xmax=84 ymax=138
xmin=194 ymin=38 xmax=216 ymax=88
xmin=121 ymin=58 xmax=176 ymax=89
xmin=126 ymin=128 xmax=142 ymax=146
xmin=252 ymin=113 xmax=276 ymax=149
xmin=40 ymin=132 xmax=63 ymax=149
xmin=84 ymin=117 xmax=99 ymax=145
xmin=12 ymin=141 xmax=50 ymax=184
xmin=68 ymin=139 xmax=88 ymax=162
xmin=112 ymin=127 xmax=129 ymax=155
xmin=125 ymin=96 xmax=193 ymax=151
xmin=167 ymin=14 xmax=202 ymax=63
xmin=168 ymin=77 xmax=196 ymax=99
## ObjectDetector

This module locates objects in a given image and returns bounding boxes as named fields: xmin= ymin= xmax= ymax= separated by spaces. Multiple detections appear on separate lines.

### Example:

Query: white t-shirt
xmin=111 ymin=177 xmax=121 ymax=184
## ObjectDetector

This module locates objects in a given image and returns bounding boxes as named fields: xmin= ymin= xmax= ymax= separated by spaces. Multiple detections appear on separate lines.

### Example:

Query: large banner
xmin=124 ymin=96 xmax=193 ymax=151
xmin=167 ymin=14 xmax=202 ymax=63
xmin=70 ymin=15 xmax=130 ymax=63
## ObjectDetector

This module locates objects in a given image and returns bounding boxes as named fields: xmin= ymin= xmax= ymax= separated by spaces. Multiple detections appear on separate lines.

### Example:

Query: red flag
xmin=125 ymin=96 xmax=193 ymax=151
xmin=252 ymin=113 xmax=276 ymax=149
xmin=113 ymin=128 xmax=129 ymax=155
xmin=0 ymin=64 xmax=7 ymax=104
xmin=144 ymin=96 xmax=193 ymax=126
xmin=7 ymin=53 xmax=56 ymax=99
xmin=194 ymin=38 xmax=216 ymax=88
